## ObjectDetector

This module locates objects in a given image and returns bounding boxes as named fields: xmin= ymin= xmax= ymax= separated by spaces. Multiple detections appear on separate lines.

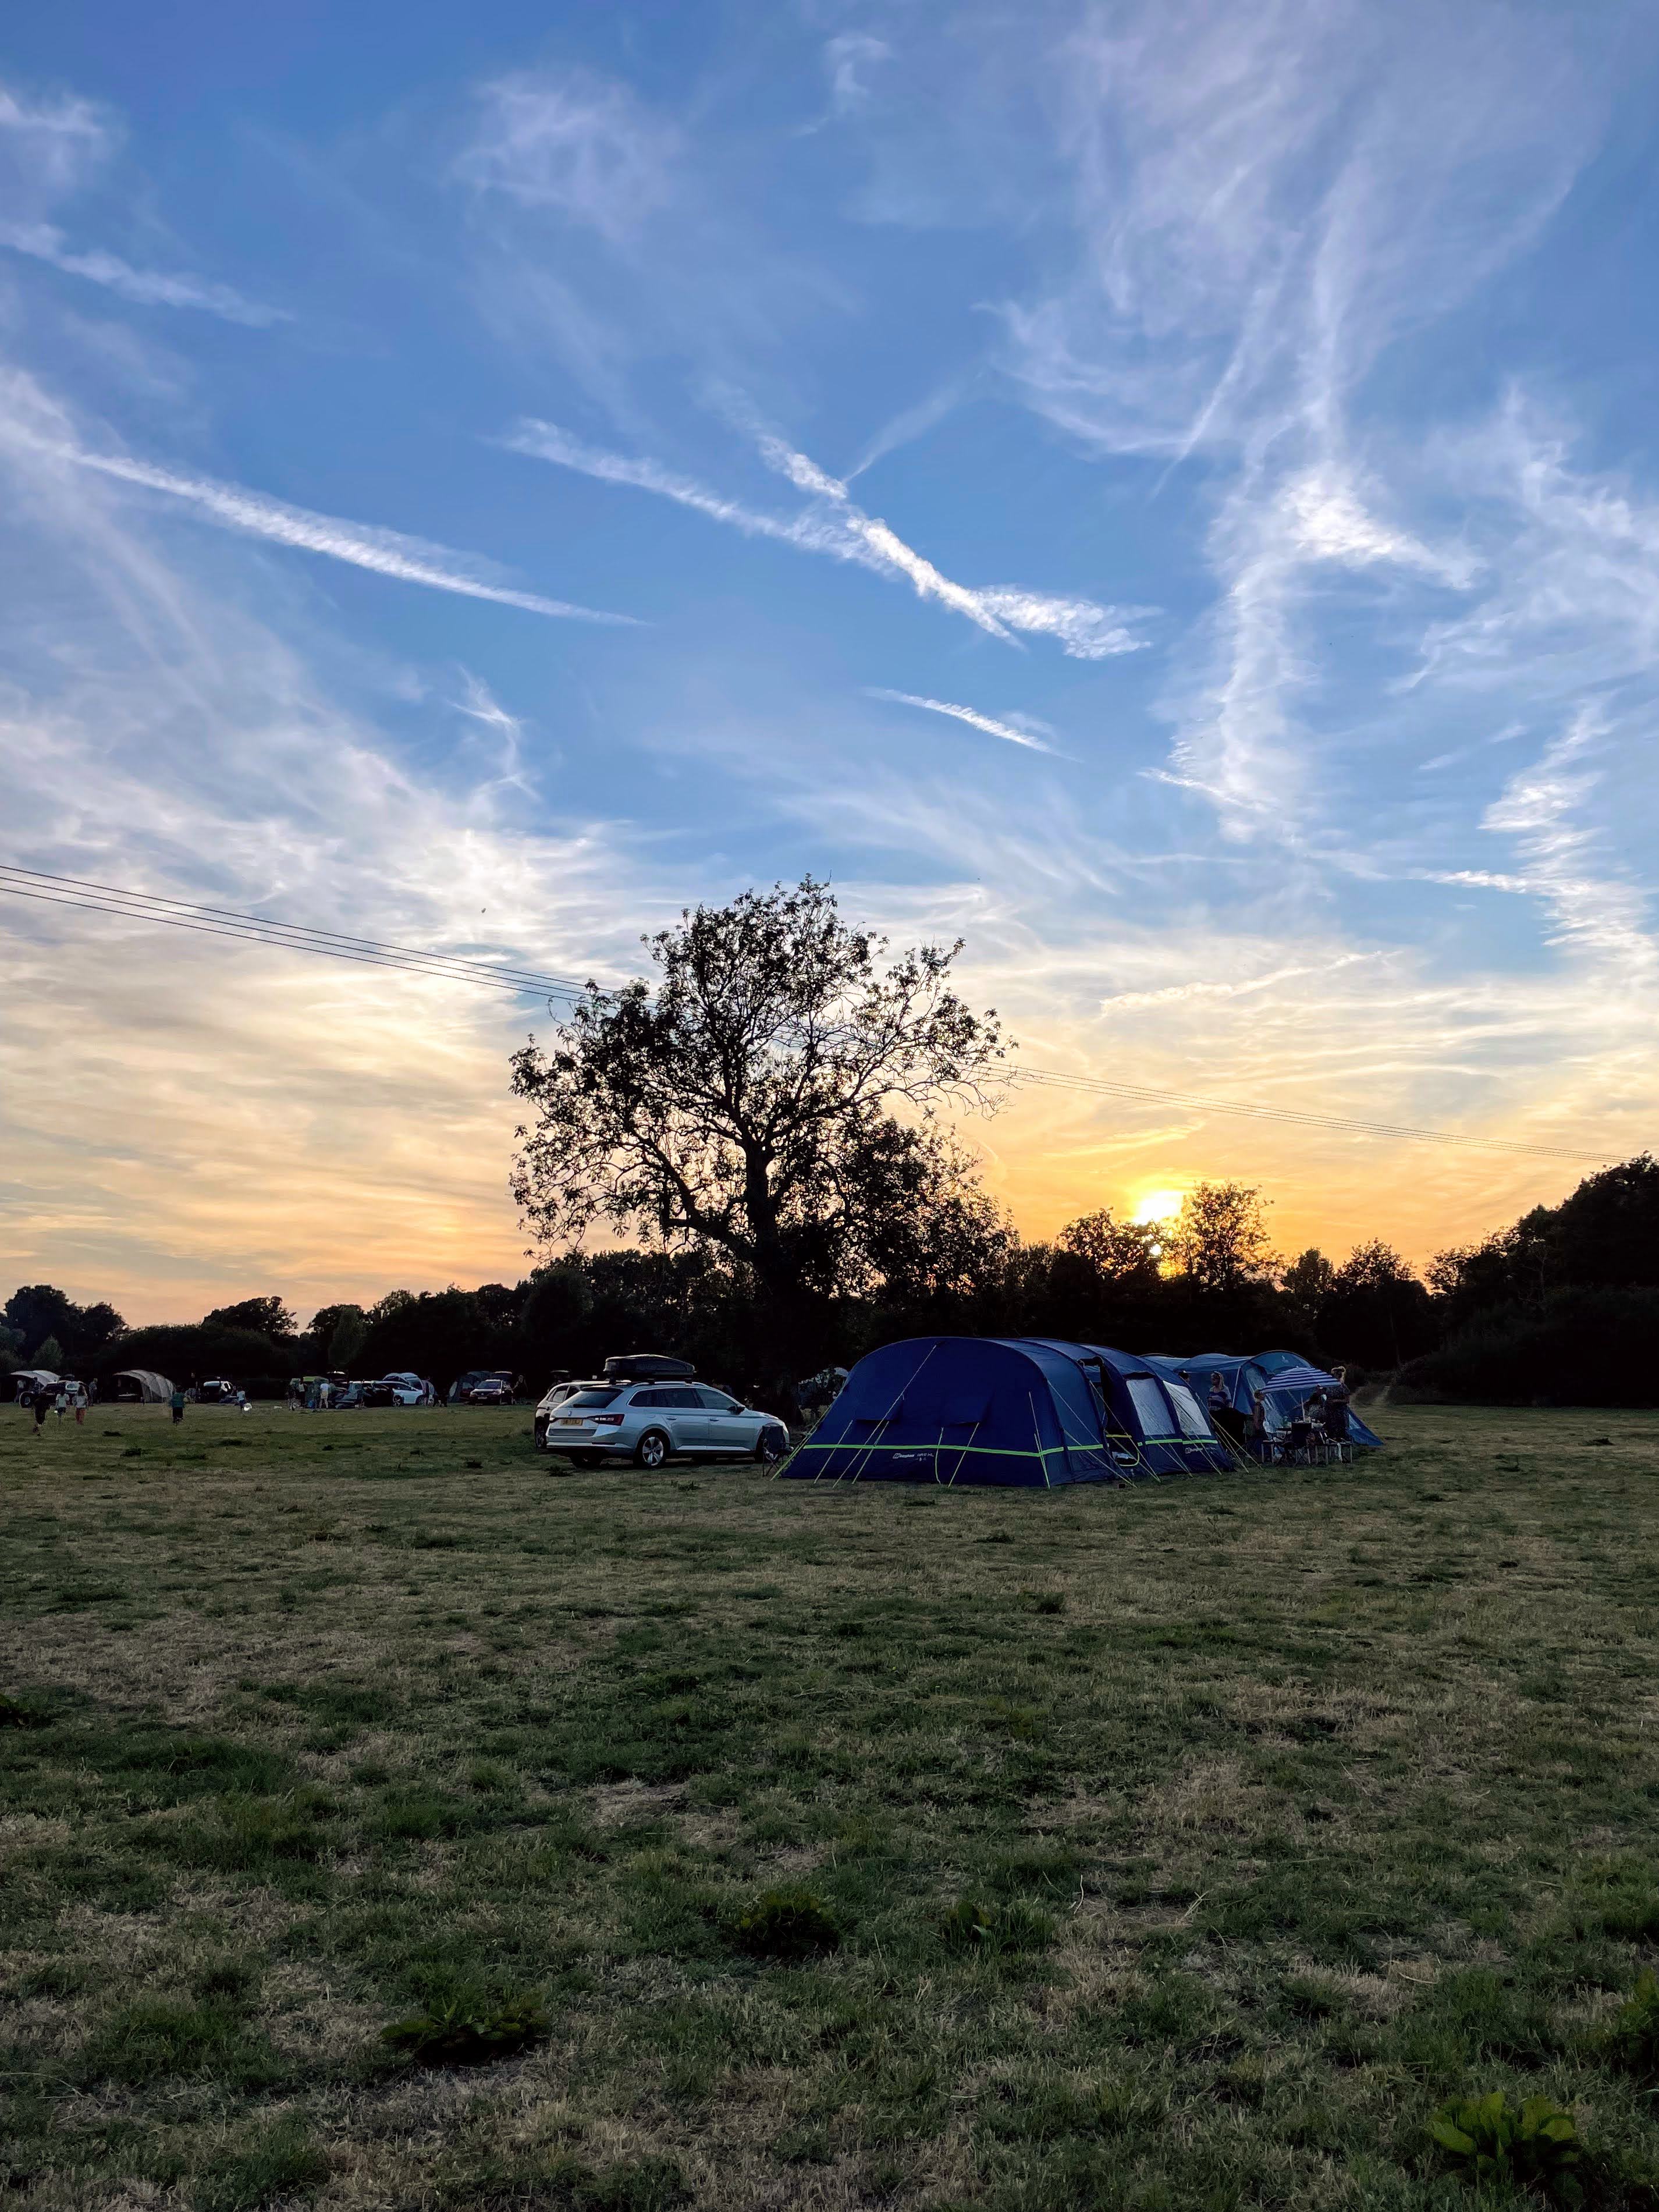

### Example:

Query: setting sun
xmin=1131 ymin=1188 xmax=1186 ymax=1226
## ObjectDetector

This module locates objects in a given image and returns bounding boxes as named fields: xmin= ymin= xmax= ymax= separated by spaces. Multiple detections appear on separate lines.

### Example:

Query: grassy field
xmin=2 ymin=1401 xmax=1657 ymax=2212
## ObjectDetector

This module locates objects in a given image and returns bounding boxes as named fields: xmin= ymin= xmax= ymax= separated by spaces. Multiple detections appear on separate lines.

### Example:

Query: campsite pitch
xmin=2 ymin=1404 xmax=1657 ymax=2211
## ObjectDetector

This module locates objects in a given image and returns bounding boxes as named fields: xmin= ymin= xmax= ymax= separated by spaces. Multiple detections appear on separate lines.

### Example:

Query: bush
xmin=1429 ymin=2090 xmax=1582 ymax=2199
xmin=381 ymin=1989 xmax=548 ymax=2067
xmin=730 ymin=1888 xmax=841 ymax=1961
xmin=1398 ymin=1287 xmax=1659 ymax=1407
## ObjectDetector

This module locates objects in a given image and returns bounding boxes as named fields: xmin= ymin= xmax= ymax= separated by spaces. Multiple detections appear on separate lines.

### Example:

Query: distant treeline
xmin=4 ymin=1153 xmax=1656 ymax=1406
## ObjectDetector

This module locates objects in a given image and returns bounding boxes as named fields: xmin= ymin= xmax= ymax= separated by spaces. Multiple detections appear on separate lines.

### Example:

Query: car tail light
xmin=592 ymin=1414 xmax=624 ymax=1426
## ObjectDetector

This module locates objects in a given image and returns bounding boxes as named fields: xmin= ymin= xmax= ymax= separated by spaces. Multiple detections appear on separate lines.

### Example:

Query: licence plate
xmin=555 ymin=1418 xmax=585 ymax=1426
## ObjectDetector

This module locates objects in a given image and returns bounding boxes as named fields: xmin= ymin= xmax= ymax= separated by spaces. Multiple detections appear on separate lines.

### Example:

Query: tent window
xmin=1125 ymin=1376 xmax=1174 ymax=1435
xmin=1165 ymin=1383 xmax=1213 ymax=1439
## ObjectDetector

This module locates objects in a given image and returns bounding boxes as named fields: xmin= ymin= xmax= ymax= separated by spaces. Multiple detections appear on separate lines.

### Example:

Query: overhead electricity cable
xmin=0 ymin=862 xmax=1612 ymax=1162
xmin=0 ymin=866 xmax=592 ymax=1001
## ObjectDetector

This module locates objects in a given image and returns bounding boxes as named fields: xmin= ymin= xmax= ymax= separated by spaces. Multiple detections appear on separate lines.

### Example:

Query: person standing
xmin=1207 ymin=1370 xmax=1244 ymax=1448
xmin=33 ymin=1391 xmax=49 ymax=1437
xmin=169 ymin=1386 xmax=186 ymax=1426
xmin=1247 ymin=1389 xmax=1271 ymax=1460
xmin=1325 ymin=1365 xmax=1352 ymax=1451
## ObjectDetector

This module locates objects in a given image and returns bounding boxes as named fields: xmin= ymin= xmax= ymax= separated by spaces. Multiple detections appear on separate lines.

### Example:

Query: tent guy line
xmin=0 ymin=864 xmax=1611 ymax=1164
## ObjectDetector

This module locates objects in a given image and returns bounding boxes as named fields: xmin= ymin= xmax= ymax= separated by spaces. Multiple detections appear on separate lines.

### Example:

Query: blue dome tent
xmin=1150 ymin=1354 xmax=1383 ymax=1451
xmin=781 ymin=1336 xmax=1234 ymax=1487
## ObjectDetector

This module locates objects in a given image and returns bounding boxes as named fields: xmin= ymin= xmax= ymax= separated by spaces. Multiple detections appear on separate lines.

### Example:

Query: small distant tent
xmin=1151 ymin=1354 xmax=1381 ymax=1450
xmin=781 ymin=1336 xmax=1234 ymax=1487
xmin=112 ymin=1369 xmax=173 ymax=1404
xmin=9 ymin=1368 xmax=62 ymax=1403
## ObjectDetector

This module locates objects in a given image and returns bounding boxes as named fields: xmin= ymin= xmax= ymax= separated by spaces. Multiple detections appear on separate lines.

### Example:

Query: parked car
xmin=537 ymin=1380 xmax=790 ymax=1468
xmin=532 ymin=1379 xmax=581 ymax=1447
xmin=450 ymin=1368 xmax=518 ymax=1405
xmin=463 ymin=1376 xmax=515 ymax=1405
xmin=353 ymin=1375 xmax=427 ymax=1407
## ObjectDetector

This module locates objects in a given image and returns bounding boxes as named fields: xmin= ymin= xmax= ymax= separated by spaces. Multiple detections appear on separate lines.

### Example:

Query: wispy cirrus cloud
xmin=976 ymin=3 xmax=1591 ymax=835
xmin=455 ymin=69 xmax=678 ymax=243
xmin=0 ymin=80 xmax=110 ymax=209
xmin=1 ymin=80 xmax=283 ymax=327
xmin=865 ymin=688 xmax=1060 ymax=754
xmin=0 ymin=221 xmax=289 ymax=326
xmin=824 ymin=34 xmax=893 ymax=118
xmin=0 ymin=363 xmax=669 ymax=1322
xmin=1095 ymin=951 xmax=1387 ymax=1016
xmin=507 ymin=417 xmax=1146 ymax=657
xmin=1482 ymin=710 xmax=1657 ymax=983
xmin=7 ymin=425 xmax=640 ymax=627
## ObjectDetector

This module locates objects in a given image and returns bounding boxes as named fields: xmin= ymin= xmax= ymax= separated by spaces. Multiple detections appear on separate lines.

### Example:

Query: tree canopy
xmin=204 ymin=1296 xmax=297 ymax=1341
xmin=2 ymin=1284 xmax=126 ymax=1363
xmin=510 ymin=879 xmax=1006 ymax=1364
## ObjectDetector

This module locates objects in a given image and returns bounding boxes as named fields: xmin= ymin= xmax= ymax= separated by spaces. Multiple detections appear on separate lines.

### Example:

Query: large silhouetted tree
xmin=1320 ymin=1239 xmax=1437 ymax=1368
xmin=510 ymin=879 xmax=1005 ymax=1365
xmin=1164 ymin=1183 xmax=1277 ymax=1296
xmin=205 ymin=1296 xmax=297 ymax=1341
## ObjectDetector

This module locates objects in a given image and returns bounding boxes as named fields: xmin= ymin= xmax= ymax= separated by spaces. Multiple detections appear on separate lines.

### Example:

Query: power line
xmin=0 ymin=864 xmax=1613 ymax=1163
xmin=0 ymin=866 xmax=591 ymax=1001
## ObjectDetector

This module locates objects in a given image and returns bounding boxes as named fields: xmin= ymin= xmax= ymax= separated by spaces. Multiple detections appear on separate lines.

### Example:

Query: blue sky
xmin=2 ymin=0 xmax=1657 ymax=1320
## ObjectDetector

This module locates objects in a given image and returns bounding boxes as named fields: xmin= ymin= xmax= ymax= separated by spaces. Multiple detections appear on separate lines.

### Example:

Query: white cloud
xmin=0 ymin=221 xmax=289 ymax=326
xmin=967 ymin=3 xmax=1594 ymax=836
xmin=1483 ymin=710 xmax=1657 ymax=983
xmin=1 ymin=79 xmax=282 ymax=327
xmin=452 ymin=671 xmax=533 ymax=805
xmin=509 ymin=417 xmax=1147 ymax=658
xmin=1096 ymin=951 xmax=1386 ymax=1016
xmin=0 ymin=80 xmax=112 ymax=215
xmin=0 ymin=378 xmax=673 ymax=1319
xmin=456 ymin=69 xmax=677 ymax=243
xmin=865 ymin=689 xmax=1060 ymax=754
xmin=825 ymin=34 xmax=892 ymax=116
xmin=1280 ymin=467 xmax=1473 ymax=584
xmin=2 ymin=411 xmax=639 ymax=627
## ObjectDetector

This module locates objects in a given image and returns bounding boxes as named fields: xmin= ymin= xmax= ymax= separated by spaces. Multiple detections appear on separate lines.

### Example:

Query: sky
xmin=2 ymin=0 xmax=1657 ymax=1326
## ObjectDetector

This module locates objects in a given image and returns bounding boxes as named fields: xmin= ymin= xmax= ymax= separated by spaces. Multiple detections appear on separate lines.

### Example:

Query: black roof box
xmin=603 ymin=1352 xmax=696 ymax=1382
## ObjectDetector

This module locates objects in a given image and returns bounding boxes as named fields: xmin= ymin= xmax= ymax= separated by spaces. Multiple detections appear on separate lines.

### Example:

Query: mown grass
xmin=2 ymin=1400 xmax=1657 ymax=2210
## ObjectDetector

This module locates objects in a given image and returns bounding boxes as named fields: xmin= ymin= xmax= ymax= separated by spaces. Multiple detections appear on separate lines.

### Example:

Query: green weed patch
xmin=730 ymin=1887 xmax=842 ymax=1960
xmin=381 ymin=1989 xmax=549 ymax=2067
xmin=1429 ymin=2090 xmax=1583 ymax=2199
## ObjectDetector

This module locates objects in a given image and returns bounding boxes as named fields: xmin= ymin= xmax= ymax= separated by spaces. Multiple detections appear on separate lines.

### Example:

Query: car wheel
xmin=754 ymin=1426 xmax=789 ymax=1464
xmin=634 ymin=1428 xmax=671 ymax=1471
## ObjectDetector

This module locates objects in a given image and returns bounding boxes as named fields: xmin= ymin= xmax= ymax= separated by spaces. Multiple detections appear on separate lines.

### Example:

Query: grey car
xmin=538 ymin=1381 xmax=790 ymax=1468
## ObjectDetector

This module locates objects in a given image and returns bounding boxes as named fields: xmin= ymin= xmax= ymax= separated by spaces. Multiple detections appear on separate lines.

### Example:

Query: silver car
xmin=538 ymin=1380 xmax=790 ymax=1468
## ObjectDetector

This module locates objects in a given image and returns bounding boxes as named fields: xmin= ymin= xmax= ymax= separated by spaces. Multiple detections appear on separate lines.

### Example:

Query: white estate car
xmin=535 ymin=1380 xmax=790 ymax=1468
